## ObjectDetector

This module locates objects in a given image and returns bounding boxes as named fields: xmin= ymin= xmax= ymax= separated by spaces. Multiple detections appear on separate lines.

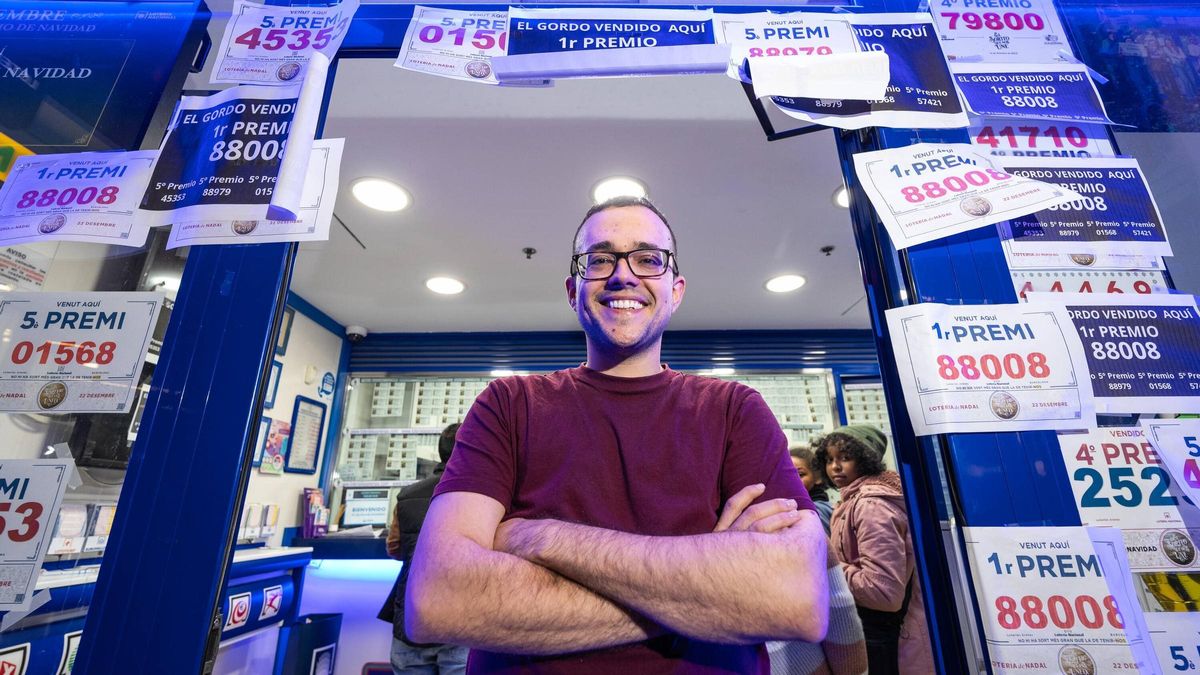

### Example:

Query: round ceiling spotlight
xmin=592 ymin=176 xmax=647 ymax=203
xmin=765 ymin=275 xmax=807 ymax=293
xmin=352 ymin=177 xmax=411 ymax=212
xmin=425 ymin=276 xmax=465 ymax=295
xmin=832 ymin=185 xmax=850 ymax=209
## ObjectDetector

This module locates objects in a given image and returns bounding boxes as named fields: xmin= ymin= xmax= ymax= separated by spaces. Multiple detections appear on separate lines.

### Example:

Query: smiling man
xmin=405 ymin=196 xmax=829 ymax=674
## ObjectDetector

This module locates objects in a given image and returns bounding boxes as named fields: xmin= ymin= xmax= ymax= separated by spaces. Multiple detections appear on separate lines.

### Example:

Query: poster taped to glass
xmin=0 ymin=292 xmax=162 ymax=413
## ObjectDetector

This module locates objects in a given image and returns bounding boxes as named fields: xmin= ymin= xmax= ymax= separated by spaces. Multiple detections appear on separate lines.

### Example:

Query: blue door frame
xmin=71 ymin=1 xmax=1133 ymax=672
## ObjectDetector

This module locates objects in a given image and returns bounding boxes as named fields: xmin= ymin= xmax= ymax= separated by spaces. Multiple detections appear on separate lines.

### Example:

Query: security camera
xmin=345 ymin=325 xmax=368 ymax=343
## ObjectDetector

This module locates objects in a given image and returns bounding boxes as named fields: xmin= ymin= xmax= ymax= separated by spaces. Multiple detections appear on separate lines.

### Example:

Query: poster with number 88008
xmin=212 ymin=0 xmax=359 ymax=85
xmin=930 ymin=0 xmax=1070 ymax=63
xmin=0 ymin=459 xmax=72 ymax=611
xmin=964 ymin=526 xmax=1156 ymax=675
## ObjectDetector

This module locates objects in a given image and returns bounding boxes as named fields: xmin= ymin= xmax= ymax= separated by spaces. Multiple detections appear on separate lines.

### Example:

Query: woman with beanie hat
xmin=815 ymin=425 xmax=934 ymax=675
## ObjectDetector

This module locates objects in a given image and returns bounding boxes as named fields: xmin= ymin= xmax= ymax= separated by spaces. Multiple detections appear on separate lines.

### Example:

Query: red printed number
xmin=16 ymin=186 xmax=118 ymax=209
xmin=10 ymin=341 xmax=116 ymax=366
xmin=235 ymin=27 xmax=336 ymax=51
xmin=941 ymin=12 xmax=1046 ymax=31
xmin=936 ymin=353 xmax=1049 ymax=380
xmin=995 ymin=594 xmax=1122 ymax=631
xmin=417 ymin=25 xmax=508 ymax=51
xmin=0 ymin=501 xmax=44 ymax=543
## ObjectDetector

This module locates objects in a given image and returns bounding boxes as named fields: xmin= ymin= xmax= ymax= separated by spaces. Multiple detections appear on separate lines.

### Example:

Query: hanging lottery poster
xmin=395 ymin=6 xmax=548 ymax=86
xmin=968 ymin=118 xmax=1115 ymax=160
xmin=999 ymin=157 xmax=1171 ymax=258
xmin=0 ymin=151 xmax=157 ymax=247
xmin=768 ymin=13 xmax=968 ymax=130
xmin=493 ymin=7 xmax=725 ymax=81
xmin=1145 ymin=613 xmax=1200 ymax=675
xmin=166 ymin=138 xmax=343 ymax=249
xmin=712 ymin=13 xmax=888 ymax=101
xmin=953 ymin=63 xmax=1117 ymax=126
xmin=884 ymin=301 xmax=1094 ymax=435
xmin=1000 ymin=238 xmax=1164 ymax=273
xmin=1038 ymin=292 xmax=1200 ymax=414
xmin=1060 ymin=426 xmax=1200 ymax=573
xmin=963 ymin=526 xmax=1156 ymax=675
xmin=211 ymin=0 xmax=358 ymax=85
xmin=1141 ymin=419 xmax=1200 ymax=525
xmin=1012 ymin=269 xmax=1168 ymax=301
xmin=930 ymin=0 xmax=1070 ymax=64
xmin=0 ymin=459 xmax=73 ymax=611
xmin=853 ymin=143 xmax=1081 ymax=249
xmin=0 ymin=292 xmax=162 ymax=413
xmin=140 ymin=54 xmax=328 ymax=227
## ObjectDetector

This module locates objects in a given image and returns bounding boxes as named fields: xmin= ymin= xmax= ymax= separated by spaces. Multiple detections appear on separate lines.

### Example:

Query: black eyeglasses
xmin=570 ymin=248 xmax=678 ymax=280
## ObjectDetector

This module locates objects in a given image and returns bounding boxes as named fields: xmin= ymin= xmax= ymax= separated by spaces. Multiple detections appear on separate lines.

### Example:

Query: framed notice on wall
xmin=286 ymin=396 xmax=325 ymax=474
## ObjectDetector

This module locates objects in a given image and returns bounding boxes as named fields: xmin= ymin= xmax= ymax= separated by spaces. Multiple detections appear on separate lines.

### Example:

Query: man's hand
xmin=713 ymin=483 xmax=808 ymax=533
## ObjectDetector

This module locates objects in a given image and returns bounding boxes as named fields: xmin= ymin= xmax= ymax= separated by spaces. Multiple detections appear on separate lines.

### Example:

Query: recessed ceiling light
xmin=711 ymin=367 xmax=736 ymax=376
xmin=490 ymin=369 xmax=515 ymax=377
xmin=832 ymin=185 xmax=849 ymax=209
xmin=425 ymin=276 xmax=465 ymax=295
xmin=592 ymin=176 xmax=647 ymax=203
xmin=765 ymin=275 xmax=806 ymax=293
xmin=352 ymin=177 xmax=411 ymax=212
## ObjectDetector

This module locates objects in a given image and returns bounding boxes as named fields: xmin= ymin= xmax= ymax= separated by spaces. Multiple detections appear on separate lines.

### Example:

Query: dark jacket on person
xmin=377 ymin=464 xmax=445 ymax=645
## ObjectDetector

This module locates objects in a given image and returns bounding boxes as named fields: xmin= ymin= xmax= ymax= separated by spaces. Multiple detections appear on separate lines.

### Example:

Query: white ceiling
xmin=190 ymin=5 xmax=873 ymax=333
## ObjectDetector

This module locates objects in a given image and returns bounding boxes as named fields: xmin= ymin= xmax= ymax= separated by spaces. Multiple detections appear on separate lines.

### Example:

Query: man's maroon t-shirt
xmin=433 ymin=366 xmax=813 ymax=674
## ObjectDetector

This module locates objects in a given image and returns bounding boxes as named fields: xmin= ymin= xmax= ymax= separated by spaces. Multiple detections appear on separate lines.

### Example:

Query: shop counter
xmin=0 ymin=547 xmax=312 ymax=675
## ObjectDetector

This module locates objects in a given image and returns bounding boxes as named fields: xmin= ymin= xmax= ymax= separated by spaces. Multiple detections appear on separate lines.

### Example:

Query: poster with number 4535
xmin=212 ymin=0 xmax=359 ymax=85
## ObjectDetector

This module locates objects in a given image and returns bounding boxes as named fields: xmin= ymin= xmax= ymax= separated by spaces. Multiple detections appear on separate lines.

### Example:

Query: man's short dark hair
xmin=438 ymin=422 xmax=462 ymax=464
xmin=572 ymin=196 xmax=677 ymax=259
xmin=812 ymin=432 xmax=887 ymax=484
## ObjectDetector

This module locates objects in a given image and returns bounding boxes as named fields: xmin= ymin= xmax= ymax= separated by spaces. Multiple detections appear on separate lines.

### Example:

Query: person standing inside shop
xmin=790 ymin=443 xmax=834 ymax=535
xmin=381 ymin=422 xmax=468 ymax=675
xmin=405 ymin=196 xmax=829 ymax=672
xmin=816 ymin=425 xmax=934 ymax=675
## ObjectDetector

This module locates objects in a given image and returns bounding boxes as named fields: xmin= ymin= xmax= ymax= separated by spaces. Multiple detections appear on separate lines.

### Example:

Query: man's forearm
xmin=407 ymin=533 xmax=660 ymax=654
xmin=498 ymin=515 xmax=828 ymax=643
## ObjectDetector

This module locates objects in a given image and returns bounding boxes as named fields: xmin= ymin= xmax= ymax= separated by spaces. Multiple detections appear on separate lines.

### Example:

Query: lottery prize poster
xmin=768 ymin=13 xmax=968 ymax=131
xmin=396 ymin=6 xmax=547 ymax=86
xmin=963 ymin=526 xmax=1155 ymax=674
xmin=1060 ymin=427 xmax=1200 ymax=573
xmin=884 ymin=301 xmax=1094 ymax=435
xmin=496 ymin=7 xmax=724 ymax=81
xmin=953 ymin=63 xmax=1116 ymax=126
xmin=1001 ymin=239 xmax=1164 ymax=274
xmin=968 ymin=118 xmax=1115 ymax=160
xmin=0 ymin=292 xmax=162 ymax=413
xmin=139 ymin=73 xmax=325 ymax=227
xmin=930 ymin=0 xmax=1070 ymax=64
xmin=1141 ymin=419 xmax=1200 ymax=529
xmin=0 ymin=151 xmax=158 ymax=247
xmin=1000 ymin=157 xmax=1171 ymax=259
xmin=1145 ymin=613 xmax=1200 ymax=675
xmin=853 ymin=143 xmax=1081 ymax=250
xmin=1036 ymin=293 xmax=1200 ymax=415
xmin=212 ymin=0 xmax=358 ymax=85
xmin=0 ymin=459 xmax=72 ymax=611
xmin=1012 ymin=269 xmax=1168 ymax=301
xmin=167 ymin=138 xmax=344 ymax=249
xmin=713 ymin=12 xmax=860 ymax=88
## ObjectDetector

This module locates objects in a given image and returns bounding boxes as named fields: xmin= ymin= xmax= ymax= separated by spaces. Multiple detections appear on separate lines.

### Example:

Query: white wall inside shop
xmin=244 ymin=305 xmax=344 ymax=547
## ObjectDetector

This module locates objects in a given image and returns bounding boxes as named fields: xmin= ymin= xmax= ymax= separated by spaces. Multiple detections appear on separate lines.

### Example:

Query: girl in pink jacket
xmin=815 ymin=425 xmax=935 ymax=675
